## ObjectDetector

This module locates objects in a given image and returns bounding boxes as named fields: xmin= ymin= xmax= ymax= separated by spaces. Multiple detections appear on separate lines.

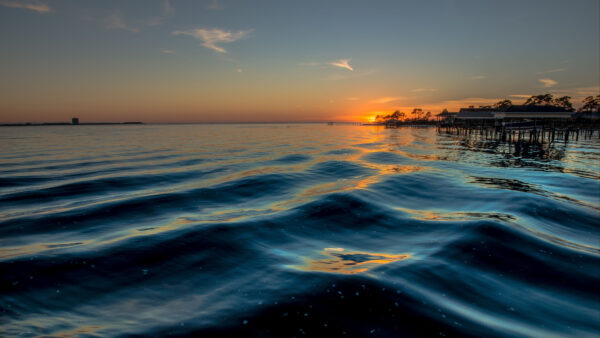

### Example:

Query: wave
xmin=0 ymin=124 xmax=598 ymax=337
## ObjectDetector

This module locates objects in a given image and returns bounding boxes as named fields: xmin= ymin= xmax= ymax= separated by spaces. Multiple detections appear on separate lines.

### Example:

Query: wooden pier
xmin=437 ymin=124 xmax=599 ymax=144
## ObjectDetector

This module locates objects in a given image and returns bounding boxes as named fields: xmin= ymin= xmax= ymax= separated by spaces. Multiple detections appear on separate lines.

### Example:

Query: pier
xmin=437 ymin=123 xmax=599 ymax=143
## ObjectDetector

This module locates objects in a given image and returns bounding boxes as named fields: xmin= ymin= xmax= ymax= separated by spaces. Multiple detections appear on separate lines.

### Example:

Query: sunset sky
xmin=1 ymin=0 xmax=598 ymax=123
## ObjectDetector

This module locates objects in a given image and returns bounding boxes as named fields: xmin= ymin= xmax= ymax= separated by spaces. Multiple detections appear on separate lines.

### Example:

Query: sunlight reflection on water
xmin=0 ymin=124 xmax=598 ymax=337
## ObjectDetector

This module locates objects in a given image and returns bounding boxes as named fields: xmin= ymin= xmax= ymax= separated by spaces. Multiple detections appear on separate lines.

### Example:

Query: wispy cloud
xmin=543 ymin=86 xmax=600 ymax=107
xmin=427 ymin=97 xmax=499 ymax=112
xmin=471 ymin=75 xmax=486 ymax=80
xmin=0 ymin=0 xmax=50 ymax=13
xmin=509 ymin=94 xmax=532 ymax=98
xmin=410 ymin=88 xmax=437 ymax=93
xmin=172 ymin=28 xmax=252 ymax=53
xmin=345 ymin=97 xmax=360 ymax=101
xmin=370 ymin=96 xmax=403 ymax=104
xmin=206 ymin=0 xmax=224 ymax=10
xmin=106 ymin=12 xmax=140 ymax=32
xmin=537 ymin=68 xmax=566 ymax=74
xmin=162 ymin=49 xmax=174 ymax=54
xmin=104 ymin=1 xmax=174 ymax=32
xmin=163 ymin=0 xmax=175 ymax=16
xmin=574 ymin=86 xmax=600 ymax=96
xmin=539 ymin=78 xmax=558 ymax=88
xmin=329 ymin=59 xmax=354 ymax=71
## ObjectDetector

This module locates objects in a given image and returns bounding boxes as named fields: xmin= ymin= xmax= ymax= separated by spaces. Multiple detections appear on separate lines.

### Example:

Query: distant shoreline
xmin=0 ymin=122 xmax=143 ymax=127
xmin=0 ymin=121 xmax=365 ymax=126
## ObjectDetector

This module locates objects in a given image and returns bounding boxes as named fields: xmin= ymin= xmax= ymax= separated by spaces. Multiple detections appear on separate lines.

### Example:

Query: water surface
xmin=1 ymin=124 xmax=599 ymax=337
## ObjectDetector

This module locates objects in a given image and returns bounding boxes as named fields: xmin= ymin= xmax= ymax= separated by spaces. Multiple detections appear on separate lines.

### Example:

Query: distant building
xmin=385 ymin=118 xmax=400 ymax=127
xmin=493 ymin=105 xmax=573 ymax=119
xmin=456 ymin=108 xmax=496 ymax=120
xmin=72 ymin=118 xmax=79 ymax=125
xmin=436 ymin=111 xmax=458 ymax=122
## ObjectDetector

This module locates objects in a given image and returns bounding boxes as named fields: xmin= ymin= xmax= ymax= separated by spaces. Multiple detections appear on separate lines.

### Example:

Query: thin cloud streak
xmin=173 ymin=28 xmax=252 ymax=53
xmin=471 ymin=75 xmax=486 ymax=80
xmin=537 ymin=68 xmax=566 ymax=74
xmin=410 ymin=88 xmax=437 ymax=93
xmin=539 ymin=78 xmax=558 ymax=88
xmin=0 ymin=0 xmax=50 ymax=13
xmin=329 ymin=59 xmax=354 ymax=71
xmin=370 ymin=96 xmax=403 ymax=104
xmin=162 ymin=49 xmax=175 ymax=54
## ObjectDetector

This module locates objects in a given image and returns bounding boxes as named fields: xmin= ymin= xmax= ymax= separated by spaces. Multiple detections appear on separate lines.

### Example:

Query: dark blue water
xmin=1 ymin=124 xmax=598 ymax=337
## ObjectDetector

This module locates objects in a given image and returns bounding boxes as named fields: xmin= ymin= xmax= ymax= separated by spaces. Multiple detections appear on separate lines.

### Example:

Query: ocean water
xmin=0 ymin=124 xmax=598 ymax=337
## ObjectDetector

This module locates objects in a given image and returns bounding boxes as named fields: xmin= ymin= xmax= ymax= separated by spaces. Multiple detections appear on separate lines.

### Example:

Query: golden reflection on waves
xmin=294 ymin=248 xmax=410 ymax=274
xmin=0 ymin=241 xmax=90 ymax=260
xmin=398 ymin=208 xmax=600 ymax=255
xmin=53 ymin=325 xmax=104 ymax=338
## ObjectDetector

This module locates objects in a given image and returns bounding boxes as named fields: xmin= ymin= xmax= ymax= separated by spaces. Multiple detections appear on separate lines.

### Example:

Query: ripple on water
xmin=0 ymin=125 xmax=598 ymax=337
xmin=361 ymin=151 xmax=412 ymax=164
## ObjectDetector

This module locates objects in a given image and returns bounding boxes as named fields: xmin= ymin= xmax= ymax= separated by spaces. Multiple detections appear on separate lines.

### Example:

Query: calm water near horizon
xmin=1 ymin=124 xmax=599 ymax=337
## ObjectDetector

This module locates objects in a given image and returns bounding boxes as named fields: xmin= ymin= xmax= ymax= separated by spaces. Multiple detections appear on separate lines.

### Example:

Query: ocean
xmin=1 ymin=124 xmax=598 ymax=337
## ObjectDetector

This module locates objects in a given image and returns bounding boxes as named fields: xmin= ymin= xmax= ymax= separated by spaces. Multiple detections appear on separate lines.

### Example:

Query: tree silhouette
xmin=524 ymin=94 xmax=553 ymax=105
xmin=580 ymin=95 xmax=600 ymax=112
xmin=552 ymin=96 xmax=574 ymax=111
xmin=411 ymin=108 xmax=423 ymax=120
xmin=493 ymin=99 xmax=513 ymax=109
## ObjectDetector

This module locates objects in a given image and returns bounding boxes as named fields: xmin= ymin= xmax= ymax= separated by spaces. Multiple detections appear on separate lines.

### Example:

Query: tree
xmin=493 ymin=99 xmax=513 ymax=110
xmin=580 ymin=95 xmax=600 ymax=112
xmin=524 ymin=94 xmax=553 ymax=105
xmin=411 ymin=108 xmax=423 ymax=120
xmin=424 ymin=112 xmax=431 ymax=120
xmin=552 ymin=96 xmax=574 ymax=111
xmin=441 ymin=108 xmax=448 ymax=114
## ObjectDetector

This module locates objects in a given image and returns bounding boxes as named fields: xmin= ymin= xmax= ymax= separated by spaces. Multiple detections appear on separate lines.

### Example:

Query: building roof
xmin=459 ymin=107 xmax=497 ymax=112
xmin=505 ymin=105 xmax=570 ymax=113
xmin=456 ymin=111 xmax=496 ymax=119
xmin=455 ymin=104 xmax=573 ymax=119
xmin=436 ymin=111 xmax=458 ymax=117
xmin=494 ymin=111 xmax=573 ymax=119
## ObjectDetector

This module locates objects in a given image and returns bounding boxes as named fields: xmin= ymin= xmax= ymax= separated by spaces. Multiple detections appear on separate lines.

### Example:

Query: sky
xmin=0 ymin=0 xmax=598 ymax=123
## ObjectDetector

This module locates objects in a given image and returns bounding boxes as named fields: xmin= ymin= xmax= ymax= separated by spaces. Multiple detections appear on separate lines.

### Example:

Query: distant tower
xmin=72 ymin=117 xmax=79 ymax=125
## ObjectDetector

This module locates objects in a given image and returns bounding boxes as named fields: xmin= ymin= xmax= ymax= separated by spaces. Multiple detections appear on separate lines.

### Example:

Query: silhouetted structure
xmin=72 ymin=118 xmax=79 ymax=125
